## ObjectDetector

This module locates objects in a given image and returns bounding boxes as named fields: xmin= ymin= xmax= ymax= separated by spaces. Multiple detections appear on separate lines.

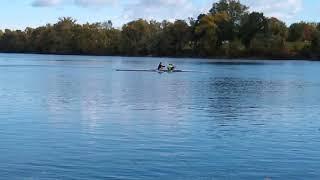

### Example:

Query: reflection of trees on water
xmin=44 ymin=65 xmax=190 ymax=131
xmin=43 ymin=60 xmax=318 ymax=132
xmin=45 ymin=68 xmax=111 ymax=130
xmin=45 ymin=73 xmax=79 ymax=117
xmin=207 ymin=77 xmax=265 ymax=119
xmin=114 ymin=71 xmax=190 ymax=119
xmin=206 ymin=76 xmax=313 ymax=123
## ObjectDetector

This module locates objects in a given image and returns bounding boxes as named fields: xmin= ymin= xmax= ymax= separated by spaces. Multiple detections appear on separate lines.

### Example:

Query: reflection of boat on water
xmin=116 ymin=69 xmax=185 ymax=73
xmin=157 ymin=69 xmax=183 ymax=73
xmin=117 ymin=62 xmax=182 ymax=73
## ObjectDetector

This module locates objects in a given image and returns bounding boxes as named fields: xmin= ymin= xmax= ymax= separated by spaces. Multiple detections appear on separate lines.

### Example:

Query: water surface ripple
xmin=0 ymin=54 xmax=319 ymax=179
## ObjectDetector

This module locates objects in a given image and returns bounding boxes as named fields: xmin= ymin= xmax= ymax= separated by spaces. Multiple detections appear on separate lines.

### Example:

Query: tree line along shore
xmin=0 ymin=0 xmax=320 ymax=60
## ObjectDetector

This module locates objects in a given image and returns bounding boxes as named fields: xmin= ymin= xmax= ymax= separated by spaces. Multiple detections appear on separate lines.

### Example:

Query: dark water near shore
xmin=0 ymin=54 xmax=319 ymax=179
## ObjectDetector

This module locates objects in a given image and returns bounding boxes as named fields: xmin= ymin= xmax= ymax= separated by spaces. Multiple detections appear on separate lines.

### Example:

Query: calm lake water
xmin=0 ymin=54 xmax=319 ymax=179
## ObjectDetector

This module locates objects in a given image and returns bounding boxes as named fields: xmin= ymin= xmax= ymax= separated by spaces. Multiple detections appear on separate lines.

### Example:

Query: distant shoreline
xmin=0 ymin=52 xmax=318 ymax=61
xmin=1 ymin=0 xmax=320 ymax=61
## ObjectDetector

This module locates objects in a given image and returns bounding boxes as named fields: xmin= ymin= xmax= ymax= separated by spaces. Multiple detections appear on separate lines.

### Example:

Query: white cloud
xmin=74 ymin=0 xmax=115 ymax=7
xmin=31 ymin=0 xmax=304 ymax=24
xmin=32 ymin=0 xmax=115 ymax=7
xmin=31 ymin=0 xmax=206 ymax=21
xmin=122 ymin=0 xmax=304 ymax=23
xmin=32 ymin=0 xmax=62 ymax=7
xmin=122 ymin=0 xmax=203 ymax=22
xmin=243 ymin=0 xmax=303 ymax=21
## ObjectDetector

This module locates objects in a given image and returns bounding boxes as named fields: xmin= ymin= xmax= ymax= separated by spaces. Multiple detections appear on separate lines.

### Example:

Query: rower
xmin=167 ymin=64 xmax=175 ymax=71
xmin=157 ymin=62 xmax=165 ymax=70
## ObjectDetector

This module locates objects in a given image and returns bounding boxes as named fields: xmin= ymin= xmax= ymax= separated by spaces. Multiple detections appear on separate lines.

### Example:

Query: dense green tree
xmin=73 ymin=23 xmax=102 ymax=54
xmin=243 ymin=17 xmax=289 ymax=57
xmin=264 ymin=18 xmax=288 ymax=53
xmin=150 ymin=20 xmax=171 ymax=56
xmin=221 ymin=39 xmax=245 ymax=57
xmin=194 ymin=14 xmax=218 ymax=56
xmin=288 ymin=23 xmax=304 ymax=41
xmin=288 ymin=22 xmax=317 ymax=42
xmin=167 ymin=20 xmax=192 ymax=56
xmin=152 ymin=20 xmax=191 ymax=56
xmin=210 ymin=0 xmax=248 ymax=25
xmin=240 ymin=12 xmax=268 ymax=47
xmin=311 ymin=31 xmax=320 ymax=56
xmin=210 ymin=0 xmax=248 ymax=41
xmin=0 ymin=29 xmax=26 ymax=52
xmin=53 ymin=17 xmax=77 ymax=53
xmin=267 ymin=18 xmax=288 ymax=38
xmin=121 ymin=19 xmax=153 ymax=55
xmin=0 ymin=0 xmax=320 ymax=59
xmin=213 ymin=12 xmax=232 ymax=46
xmin=104 ymin=28 xmax=121 ymax=55
xmin=249 ymin=33 xmax=287 ymax=57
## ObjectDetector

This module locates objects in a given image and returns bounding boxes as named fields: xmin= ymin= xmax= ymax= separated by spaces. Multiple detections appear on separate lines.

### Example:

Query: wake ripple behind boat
xmin=116 ymin=69 xmax=186 ymax=72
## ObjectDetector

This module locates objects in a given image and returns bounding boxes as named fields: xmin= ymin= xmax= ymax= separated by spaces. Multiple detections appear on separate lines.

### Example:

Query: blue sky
xmin=1 ymin=0 xmax=319 ymax=30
